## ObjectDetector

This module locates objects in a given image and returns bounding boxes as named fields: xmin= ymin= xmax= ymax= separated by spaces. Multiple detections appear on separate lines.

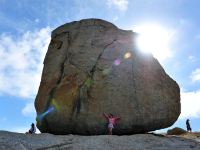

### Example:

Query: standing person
xmin=186 ymin=119 xmax=192 ymax=132
xmin=26 ymin=123 xmax=36 ymax=134
xmin=103 ymin=113 xmax=120 ymax=135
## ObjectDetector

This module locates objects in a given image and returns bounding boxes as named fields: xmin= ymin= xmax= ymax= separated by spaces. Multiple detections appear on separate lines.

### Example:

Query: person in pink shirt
xmin=103 ymin=113 xmax=120 ymax=135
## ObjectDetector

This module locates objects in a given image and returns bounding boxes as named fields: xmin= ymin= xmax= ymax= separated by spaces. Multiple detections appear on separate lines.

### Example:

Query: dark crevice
xmin=90 ymin=39 xmax=117 ymax=78
xmin=87 ymin=39 xmax=117 ymax=93
xmin=72 ymin=75 xmax=90 ymax=117
xmin=72 ymin=86 xmax=82 ymax=116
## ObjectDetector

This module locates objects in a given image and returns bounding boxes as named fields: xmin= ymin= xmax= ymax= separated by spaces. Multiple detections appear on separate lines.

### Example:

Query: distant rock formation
xmin=35 ymin=18 xmax=180 ymax=135
xmin=1 ymin=131 xmax=200 ymax=150
xmin=167 ymin=127 xmax=187 ymax=135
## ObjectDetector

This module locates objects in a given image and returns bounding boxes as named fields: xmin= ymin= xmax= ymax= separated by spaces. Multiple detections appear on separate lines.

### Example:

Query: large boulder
xmin=35 ymin=18 xmax=180 ymax=135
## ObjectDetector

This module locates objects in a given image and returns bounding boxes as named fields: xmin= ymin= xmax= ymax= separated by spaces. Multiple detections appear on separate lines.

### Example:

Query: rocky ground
xmin=0 ymin=131 xmax=200 ymax=150
xmin=179 ymin=132 xmax=200 ymax=143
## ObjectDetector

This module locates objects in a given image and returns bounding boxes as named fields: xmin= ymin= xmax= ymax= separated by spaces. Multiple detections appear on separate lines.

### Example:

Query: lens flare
xmin=37 ymin=106 xmax=54 ymax=121
xmin=134 ymin=23 xmax=173 ymax=61
xmin=124 ymin=52 xmax=131 ymax=59
xmin=113 ymin=59 xmax=121 ymax=66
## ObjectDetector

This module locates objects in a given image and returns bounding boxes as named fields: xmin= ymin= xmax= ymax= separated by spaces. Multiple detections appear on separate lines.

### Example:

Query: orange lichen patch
xmin=54 ymin=74 xmax=79 ymax=115
xmin=35 ymin=77 xmax=58 ymax=114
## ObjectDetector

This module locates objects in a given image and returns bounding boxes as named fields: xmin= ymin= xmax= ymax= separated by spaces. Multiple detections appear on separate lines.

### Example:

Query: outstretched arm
xmin=115 ymin=117 xmax=120 ymax=120
xmin=103 ymin=113 xmax=108 ymax=119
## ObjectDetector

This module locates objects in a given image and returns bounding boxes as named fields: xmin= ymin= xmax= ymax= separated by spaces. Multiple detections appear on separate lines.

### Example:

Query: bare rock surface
xmin=0 ymin=131 xmax=200 ymax=150
xmin=180 ymin=132 xmax=200 ymax=143
xmin=35 ymin=18 xmax=180 ymax=135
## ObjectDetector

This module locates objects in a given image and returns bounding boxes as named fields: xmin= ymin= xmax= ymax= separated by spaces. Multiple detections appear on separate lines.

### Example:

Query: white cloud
xmin=106 ymin=0 xmax=129 ymax=12
xmin=22 ymin=102 xmax=36 ymax=117
xmin=190 ymin=68 xmax=200 ymax=82
xmin=180 ymin=90 xmax=200 ymax=119
xmin=0 ymin=27 xmax=51 ymax=98
xmin=188 ymin=55 xmax=196 ymax=63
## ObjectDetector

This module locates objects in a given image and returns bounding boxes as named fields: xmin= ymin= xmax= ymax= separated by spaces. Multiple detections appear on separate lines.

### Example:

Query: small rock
xmin=167 ymin=127 xmax=187 ymax=135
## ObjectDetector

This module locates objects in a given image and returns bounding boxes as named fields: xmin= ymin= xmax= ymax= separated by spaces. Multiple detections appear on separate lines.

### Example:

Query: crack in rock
xmin=36 ymin=141 xmax=73 ymax=150
xmin=89 ymin=39 xmax=117 ymax=78
xmin=72 ymin=39 xmax=117 ymax=116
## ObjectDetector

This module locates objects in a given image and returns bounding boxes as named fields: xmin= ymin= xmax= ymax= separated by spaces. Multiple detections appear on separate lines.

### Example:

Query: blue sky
xmin=0 ymin=0 xmax=200 ymax=133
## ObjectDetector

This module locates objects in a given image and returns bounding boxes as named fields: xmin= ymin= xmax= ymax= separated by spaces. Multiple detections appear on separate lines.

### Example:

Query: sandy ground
xmin=178 ymin=132 xmax=200 ymax=143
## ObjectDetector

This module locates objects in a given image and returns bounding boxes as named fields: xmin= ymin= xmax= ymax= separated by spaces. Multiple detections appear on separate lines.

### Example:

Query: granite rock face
xmin=35 ymin=19 xmax=180 ymax=135
xmin=1 ymin=131 xmax=200 ymax=150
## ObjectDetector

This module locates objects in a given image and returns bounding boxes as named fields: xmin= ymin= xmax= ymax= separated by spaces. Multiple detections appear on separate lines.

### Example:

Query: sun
xmin=134 ymin=23 xmax=174 ymax=61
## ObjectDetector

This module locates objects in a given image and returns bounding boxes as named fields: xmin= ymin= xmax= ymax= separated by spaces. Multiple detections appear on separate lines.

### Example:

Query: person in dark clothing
xmin=26 ymin=123 xmax=36 ymax=134
xmin=186 ymin=119 xmax=192 ymax=132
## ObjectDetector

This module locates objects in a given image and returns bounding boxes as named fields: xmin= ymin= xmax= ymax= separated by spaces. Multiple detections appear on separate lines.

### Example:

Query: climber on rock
xmin=103 ymin=113 xmax=120 ymax=135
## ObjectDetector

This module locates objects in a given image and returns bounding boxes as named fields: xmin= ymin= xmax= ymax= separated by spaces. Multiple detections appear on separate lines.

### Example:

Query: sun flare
xmin=134 ymin=23 xmax=174 ymax=61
